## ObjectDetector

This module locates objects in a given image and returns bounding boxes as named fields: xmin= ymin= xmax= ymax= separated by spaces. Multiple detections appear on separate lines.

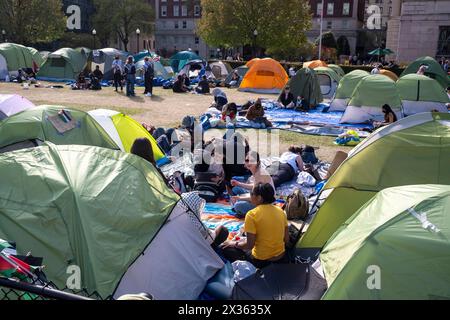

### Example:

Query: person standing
xmin=124 ymin=56 xmax=136 ymax=97
xmin=143 ymin=57 xmax=155 ymax=97
xmin=112 ymin=55 xmax=123 ymax=92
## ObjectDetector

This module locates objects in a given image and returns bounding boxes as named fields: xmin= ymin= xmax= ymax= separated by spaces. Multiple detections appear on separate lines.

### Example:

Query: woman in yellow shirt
xmin=221 ymin=183 xmax=289 ymax=268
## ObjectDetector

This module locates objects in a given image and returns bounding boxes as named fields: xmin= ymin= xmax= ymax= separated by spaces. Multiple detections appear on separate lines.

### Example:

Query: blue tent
xmin=170 ymin=51 xmax=202 ymax=73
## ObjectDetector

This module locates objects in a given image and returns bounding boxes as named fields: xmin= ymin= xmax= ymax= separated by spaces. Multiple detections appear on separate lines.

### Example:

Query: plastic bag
xmin=297 ymin=171 xmax=316 ymax=187
xmin=232 ymin=260 xmax=257 ymax=282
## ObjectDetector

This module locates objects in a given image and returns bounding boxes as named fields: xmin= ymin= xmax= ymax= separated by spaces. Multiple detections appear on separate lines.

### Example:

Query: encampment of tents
xmin=0 ymin=143 xmax=224 ymax=299
xmin=38 ymin=48 xmax=88 ymax=81
xmin=314 ymin=67 xmax=342 ymax=99
xmin=400 ymin=56 xmax=450 ymax=89
xmin=280 ymin=67 xmax=323 ymax=108
xmin=327 ymin=64 xmax=345 ymax=77
xmin=0 ymin=94 xmax=35 ymax=121
xmin=239 ymin=58 xmax=288 ymax=94
xmin=0 ymin=43 xmax=43 ymax=80
xmin=397 ymin=74 xmax=449 ymax=115
xmin=135 ymin=56 xmax=172 ymax=81
xmin=170 ymin=51 xmax=202 ymax=73
xmin=178 ymin=59 xmax=212 ymax=81
xmin=321 ymin=184 xmax=450 ymax=300
xmin=88 ymin=109 xmax=165 ymax=161
xmin=0 ymin=105 xmax=119 ymax=153
xmin=329 ymin=70 xmax=370 ymax=111
xmin=209 ymin=60 xmax=233 ymax=80
xmin=303 ymin=60 xmax=328 ymax=69
xmin=297 ymin=112 xmax=450 ymax=252
xmin=340 ymin=74 xmax=403 ymax=123
xmin=91 ymin=48 xmax=128 ymax=81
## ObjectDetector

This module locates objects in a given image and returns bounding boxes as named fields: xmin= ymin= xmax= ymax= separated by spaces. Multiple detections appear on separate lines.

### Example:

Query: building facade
xmin=307 ymin=0 xmax=366 ymax=56
xmin=386 ymin=0 xmax=450 ymax=62
xmin=153 ymin=0 xmax=218 ymax=58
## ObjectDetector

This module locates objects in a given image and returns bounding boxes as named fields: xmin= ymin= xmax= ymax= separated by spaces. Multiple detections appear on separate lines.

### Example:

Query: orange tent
xmin=246 ymin=58 xmax=260 ymax=69
xmin=380 ymin=69 xmax=399 ymax=82
xmin=239 ymin=58 xmax=288 ymax=94
xmin=303 ymin=60 xmax=328 ymax=69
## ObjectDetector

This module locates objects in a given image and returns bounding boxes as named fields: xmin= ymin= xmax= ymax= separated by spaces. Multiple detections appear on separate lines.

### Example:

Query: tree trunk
xmin=123 ymin=38 xmax=129 ymax=52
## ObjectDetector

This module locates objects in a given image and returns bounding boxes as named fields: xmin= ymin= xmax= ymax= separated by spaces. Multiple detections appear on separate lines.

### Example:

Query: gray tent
xmin=279 ymin=68 xmax=324 ymax=108
xmin=91 ymin=48 xmax=128 ymax=81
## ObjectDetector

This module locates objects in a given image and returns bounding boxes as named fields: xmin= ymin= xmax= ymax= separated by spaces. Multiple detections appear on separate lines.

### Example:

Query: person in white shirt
xmin=266 ymin=146 xmax=305 ymax=187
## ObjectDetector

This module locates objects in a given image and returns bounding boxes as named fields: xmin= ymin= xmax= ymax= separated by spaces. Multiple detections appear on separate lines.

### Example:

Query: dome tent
xmin=224 ymin=65 xmax=249 ymax=87
xmin=91 ymin=48 xmax=128 ymax=81
xmin=379 ymin=69 xmax=399 ymax=82
xmin=329 ymin=70 xmax=370 ymax=111
xmin=340 ymin=74 xmax=403 ymax=124
xmin=170 ymin=51 xmax=202 ymax=73
xmin=321 ymin=184 xmax=450 ymax=300
xmin=38 ymin=48 xmax=88 ymax=81
xmin=279 ymin=67 xmax=323 ymax=108
xmin=0 ymin=94 xmax=35 ymax=121
xmin=397 ymin=74 xmax=449 ymax=115
xmin=0 ymin=105 xmax=119 ymax=154
xmin=314 ymin=67 xmax=342 ymax=99
xmin=0 ymin=143 xmax=223 ymax=299
xmin=0 ymin=43 xmax=44 ymax=80
xmin=297 ymin=112 xmax=450 ymax=251
xmin=401 ymin=56 xmax=450 ymax=89
xmin=209 ymin=60 xmax=233 ymax=80
xmin=327 ymin=64 xmax=345 ymax=77
xmin=239 ymin=58 xmax=289 ymax=94
xmin=303 ymin=60 xmax=328 ymax=69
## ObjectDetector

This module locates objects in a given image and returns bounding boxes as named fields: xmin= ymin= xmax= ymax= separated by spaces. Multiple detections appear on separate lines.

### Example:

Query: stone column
xmin=386 ymin=0 xmax=402 ymax=62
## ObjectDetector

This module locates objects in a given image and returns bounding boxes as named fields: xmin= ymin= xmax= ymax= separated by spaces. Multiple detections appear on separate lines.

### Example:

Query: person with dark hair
xmin=143 ymin=57 xmax=155 ymax=97
xmin=131 ymin=138 xmax=167 ymax=181
xmin=90 ymin=66 xmax=103 ymax=90
xmin=112 ymin=55 xmax=123 ymax=92
xmin=231 ymin=151 xmax=275 ymax=218
xmin=182 ymin=73 xmax=191 ymax=88
xmin=220 ymin=183 xmax=289 ymax=268
xmin=279 ymin=86 xmax=295 ymax=108
xmin=374 ymin=104 xmax=398 ymax=128
xmin=124 ymin=56 xmax=136 ymax=97
xmin=212 ymin=88 xmax=228 ymax=110
xmin=195 ymin=75 xmax=210 ymax=94
xmin=173 ymin=75 xmax=189 ymax=93
xmin=266 ymin=146 xmax=305 ymax=187
xmin=221 ymin=102 xmax=238 ymax=125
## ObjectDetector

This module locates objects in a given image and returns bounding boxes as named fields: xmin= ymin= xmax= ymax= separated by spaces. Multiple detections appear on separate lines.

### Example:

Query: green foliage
xmin=0 ymin=0 xmax=66 ymax=45
xmin=92 ymin=0 xmax=155 ymax=51
xmin=197 ymin=0 xmax=312 ymax=60
xmin=60 ymin=32 xmax=95 ymax=49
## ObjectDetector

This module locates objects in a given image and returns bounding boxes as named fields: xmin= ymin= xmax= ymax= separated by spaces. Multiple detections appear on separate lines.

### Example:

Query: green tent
xmin=400 ymin=56 xmax=450 ymax=89
xmin=0 ymin=143 xmax=179 ymax=298
xmin=38 ymin=48 xmax=88 ymax=81
xmin=0 ymin=105 xmax=119 ymax=153
xmin=314 ymin=67 xmax=342 ymax=99
xmin=397 ymin=74 xmax=449 ymax=115
xmin=340 ymin=74 xmax=403 ymax=124
xmin=280 ymin=68 xmax=323 ymax=108
xmin=329 ymin=70 xmax=369 ymax=111
xmin=298 ymin=112 xmax=450 ymax=250
xmin=327 ymin=64 xmax=345 ymax=78
xmin=0 ymin=43 xmax=43 ymax=75
xmin=170 ymin=51 xmax=202 ymax=73
xmin=321 ymin=184 xmax=450 ymax=300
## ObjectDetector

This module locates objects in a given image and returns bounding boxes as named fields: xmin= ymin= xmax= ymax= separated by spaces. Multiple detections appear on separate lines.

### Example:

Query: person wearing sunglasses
xmin=230 ymin=151 xmax=275 ymax=218
xmin=220 ymin=183 xmax=289 ymax=268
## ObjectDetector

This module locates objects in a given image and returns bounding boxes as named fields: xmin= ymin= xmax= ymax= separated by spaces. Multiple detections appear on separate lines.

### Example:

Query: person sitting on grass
xmin=195 ymin=75 xmax=210 ymax=94
xmin=220 ymin=182 xmax=289 ymax=269
xmin=212 ymin=88 xmax=228 ymax=111
xmin=173 ymin=75 xmax=190 ymax=93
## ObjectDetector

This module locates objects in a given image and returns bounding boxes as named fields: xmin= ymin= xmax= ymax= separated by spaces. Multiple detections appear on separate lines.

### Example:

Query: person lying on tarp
xmin=278 ymin=86 xmax=295 ymax=109
xmin=266 ymin=146 xmax=305 ymax=188
xmin=230 ymin=151 xmax=275 ymax=219
xmin=219 ymin=182 xmax=290 ymax=269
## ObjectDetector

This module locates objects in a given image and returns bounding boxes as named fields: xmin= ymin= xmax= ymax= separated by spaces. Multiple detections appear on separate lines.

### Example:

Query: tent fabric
xmin=314 ymin=67 xmax=341 ymax=99
xmin=303 ymin=60 xmax=328 ymax=69
xmin=239 ymin=58 xmax=288 ymax=94
xmin=38 ymin=48 xmax=88 ymax=81
xmin=379 ymin=69 xmax=399 ymax=81
xmin=0 ymin=105 xmax=119 ymax=152
xmin=209 ymin=61 xmax=233 ymax=79
xmin=92 ymin=48 xmax=128 ymax=81
xmin=135 ymin=57 xmax=172 ymax=80
xmin=341 ymin=74 xmax=403 ymax=123
xmin=397 ymin=74 xmax=449 ymax=115
xmin=298 ymin=112 xmax=450 ymax=250
xmin=0 ymin=43 xmax=43 ymax=79
xmin=0 ymin=54 xmax=7 ymax=80
xmin=400 ymin=56 xmax=450 ymax=89
xmin=279 ymin=68 xmax=323 ymax=107
xmin=321 ymin=184 xmax=450 ymax=300
xmin=170 ymin=51 xmax=202 ymax=73
xmin=114 ymin=202 xmax=224 ymax=300
xmin=0 ymin=143 xmax=180 ymax=298
xmin=88 ymin=109 xmax=165 ymax=160
xmin=224 ymin=66 xmax=249 ymax=86
xmin=0 ymin=94 xmax=35 ymax=118
xmin=327 ymin=64 xmax=345 ymax=77
xmin=329 ymin=70 xmax=370 ymax=111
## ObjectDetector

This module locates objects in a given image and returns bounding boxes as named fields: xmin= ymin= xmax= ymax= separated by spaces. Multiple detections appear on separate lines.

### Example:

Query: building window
xmin=161 ymin=5 xmax=167 ymax=17
xmin=195 ymin=37 xmax=199 ymax=44
xmin=342 ymin=19 xmax=348 ymax=28
xmin=327 ymin=21 xmax=332 ymax=29
xmin=173 ymin=6 xmax=179 ymax=17
xmin=174 ymin=21 xmax=179 ymax=29
xmin=182 ymin=21 xmax=187 ymax=29
xmin=327 ymin=3 xmax=334 ymax=15
xmin=182 ymin=5 xmax=188 ymax=17
xmin=343 ymin=2 xmax=350 ymax=15
xmin=389 ymin=6 xmax=392 ymax=15
xmin=194 ymin=5 xmax=201 ymax=16
xmin=316 ymin=2 xmax=322 ymax=16
xmin=380 ymin=7 xmax=383 ymax=14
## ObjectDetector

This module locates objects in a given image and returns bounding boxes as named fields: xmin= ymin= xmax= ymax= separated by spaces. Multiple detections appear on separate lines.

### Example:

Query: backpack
xmin=283 ymin=189 xmax=309 ymax=221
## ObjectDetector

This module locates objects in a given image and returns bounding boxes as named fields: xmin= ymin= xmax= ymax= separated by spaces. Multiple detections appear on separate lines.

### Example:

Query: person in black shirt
xmin=278 ymin=86 xmax=295 ymax=108
xmin=195 ymin=75 xmax=210 ymax=94
xmin=173 ymin=75 xmax=189 ymax=93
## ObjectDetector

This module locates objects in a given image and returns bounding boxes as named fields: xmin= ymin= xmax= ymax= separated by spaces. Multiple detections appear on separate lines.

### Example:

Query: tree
xmin=92 ymin=0 xmax=154 ymax=52
xmin=197 ymin=0 xmax=311 ymax=60
xmin=0 ymin=0 xmax=66 ymax=45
